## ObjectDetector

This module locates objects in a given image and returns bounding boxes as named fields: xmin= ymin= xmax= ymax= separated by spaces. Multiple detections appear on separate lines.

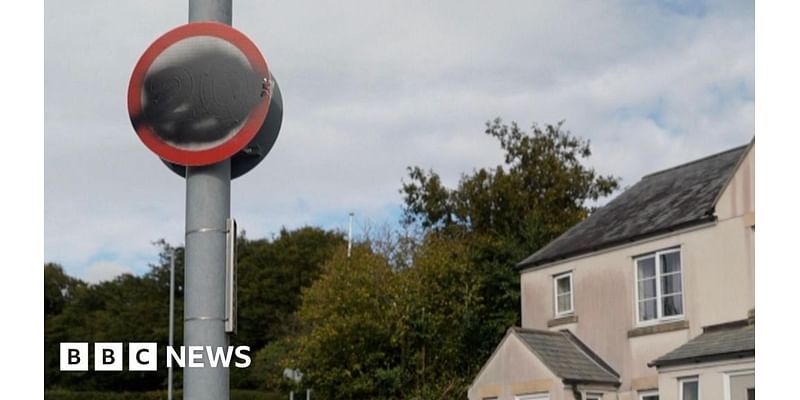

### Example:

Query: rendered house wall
xmin=656 ymin=358 xmax=754 ymax=400
xmin=469 ymin=146 xmax=754 ymax=399
xmin=467 ymin=333 xmax=562 ymax=400
xmin=517 ymin=146 xmax=754 ymax=397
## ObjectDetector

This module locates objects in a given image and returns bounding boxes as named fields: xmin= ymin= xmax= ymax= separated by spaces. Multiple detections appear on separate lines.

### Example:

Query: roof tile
xmin=518 ymin=144 xmax=749 ymax=268
xmin=513 ymin=328 xmax=619 ymax=385
xmin=650 ymin=322 xmax=754 ymax=367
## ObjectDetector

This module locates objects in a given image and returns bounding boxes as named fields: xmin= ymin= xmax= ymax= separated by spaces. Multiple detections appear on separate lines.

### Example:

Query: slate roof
xmin=518 ymin=143 xmax=750 ymax=269
xmin=650 ymin=320 xmax=755 ymax=368
xmin=512 ymin=327 xmax=620 ymax=385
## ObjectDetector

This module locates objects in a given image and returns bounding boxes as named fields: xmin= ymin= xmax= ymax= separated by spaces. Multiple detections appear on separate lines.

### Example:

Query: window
xmin=515 ymin=394 xmax=548 ymax=400
xmin=635 ymin=248 xmax=683 ymax=324
xmin=553 ymin=272 xmax=573 ymax=316
xmin=585 ymin=393 xmax=603 ymax=400
xmin=725 ymin=370 xmax=754 ymax=400
xmin=639 ymin=390 xmax=659 ymax=400
xmin=680 ymin=377 xmax=699 ymax=400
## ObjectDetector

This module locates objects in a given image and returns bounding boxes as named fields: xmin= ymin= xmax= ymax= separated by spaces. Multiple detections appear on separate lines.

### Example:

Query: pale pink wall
xmin=472 ymin=146 xmax=754 ymax=399
xmin=657 ymin=358 xmax=754 ymax=400
xmin=467 ymin=332 xmax=562 ymax=400
xmin=716 ymin=143 xmax=755 ymax=221
xmin=517 ymin=146 xmax=755 ymax=398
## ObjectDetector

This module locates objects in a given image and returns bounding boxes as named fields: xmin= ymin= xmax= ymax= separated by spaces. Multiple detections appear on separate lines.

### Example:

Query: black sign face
xmin=140 ymin=49 xmax=264 ymax=147
xmin=163 ymin=76 xmax=283 ymax=180
xmin=128 ymin=22 xmax=275 ymax=167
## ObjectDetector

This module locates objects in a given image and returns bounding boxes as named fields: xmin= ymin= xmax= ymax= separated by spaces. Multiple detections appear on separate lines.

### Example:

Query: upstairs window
xmin=635 ymin=248 xmax=683 ymax=324
xmin=553 ymin=272 xmax=574 ymax=317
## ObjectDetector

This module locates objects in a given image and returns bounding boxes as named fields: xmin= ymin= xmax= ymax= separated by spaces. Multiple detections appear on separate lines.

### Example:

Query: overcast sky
xmin=44 ymin=0 xmax=754 ymax=283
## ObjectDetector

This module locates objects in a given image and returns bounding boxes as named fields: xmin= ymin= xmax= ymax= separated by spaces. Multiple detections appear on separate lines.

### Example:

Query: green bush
xmin=45 ymin=389 xmax=283 ymax=400
xmin=231 ymin=390 xmax=285 ymax=400
xmin=45 ymin=391 xmax=175 ymax=400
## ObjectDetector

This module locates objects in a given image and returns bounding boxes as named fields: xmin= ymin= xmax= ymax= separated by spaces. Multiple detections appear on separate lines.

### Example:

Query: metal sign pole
xmin=347 ymin=212 xmax=353 ymax=258
xmin=184 ymin=162 xmax=231 ymax=400
xmin=184 ymin=2 xmax=232 ymax=400
xmin=128 ymin=2 xmax=279 ymax=398
xmin=168 ymin=249 xmax=175 ymax=400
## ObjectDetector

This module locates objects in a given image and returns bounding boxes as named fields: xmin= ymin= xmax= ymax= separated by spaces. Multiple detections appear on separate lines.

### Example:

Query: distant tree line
xmin=45 ymin=119 xmax=619 ymax=399
xmin=45 ymin=228 xmax=344 ymax=395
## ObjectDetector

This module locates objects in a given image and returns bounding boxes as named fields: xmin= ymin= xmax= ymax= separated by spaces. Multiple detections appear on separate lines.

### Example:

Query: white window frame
xmin=679 ymin=376 xmax=699 ymax=400
xmin=723 ymin=369 xmax=754 ymax=400
xmin=634 ymin=247 xmax=684 ymax=325
xmin=639 ymin=389 xmax=659 ymax=400
xmin=553 ymin=271 xmax=574 ymax=317
xmin=515 ymin=394 xmax=548 ymax=400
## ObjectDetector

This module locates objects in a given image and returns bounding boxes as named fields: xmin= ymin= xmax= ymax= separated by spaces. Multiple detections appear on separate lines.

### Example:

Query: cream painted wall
xmin=470 ymin=146 xmax=754 ymax=399
xmin=516 ymin=146 xmax=754 ymax=397
xmin=467 ymin=332 xmax=562 ymax=400
xmin=656 ymin=358 xmax=754 ymax=400
xmin=716 ymin=144 xmax=755 ymax=222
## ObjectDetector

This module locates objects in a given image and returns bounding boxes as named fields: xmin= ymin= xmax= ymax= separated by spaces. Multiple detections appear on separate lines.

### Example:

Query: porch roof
xmin=513 ymin=327 xmax=620 ymax=386
xmin=650 ymin=320 xmax=755 ymax=368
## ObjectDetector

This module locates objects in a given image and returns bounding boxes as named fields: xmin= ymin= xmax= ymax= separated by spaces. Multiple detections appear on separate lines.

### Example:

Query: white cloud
xmin=83 ymin=261 xmax=134 ymax=284
xmin=45 ymin=0 xmax=754 ymax=277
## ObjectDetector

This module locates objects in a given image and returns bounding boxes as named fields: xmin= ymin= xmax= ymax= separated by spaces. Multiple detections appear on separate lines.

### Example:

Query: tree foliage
xmin=402 ymin=118 xmax=619 ymax=250
xmin=289 ymin=234 xmax=481 ymax=399
xmin=233 ymin=227 xmax=345 ymax=350
xmin=45 ymin=227 xmax=344 ymax=393
xmin=398 ymin=119 xmax=620 ymax=370
xmin=45 ymin=118 xmax=620 ymax=399
xmin=45 ymin=244 xmax=185 ymax=391
xmin=231 ymin=227 xmax=345 ymax=388
xmin=284 ymin=118 xmax=624 ymax=397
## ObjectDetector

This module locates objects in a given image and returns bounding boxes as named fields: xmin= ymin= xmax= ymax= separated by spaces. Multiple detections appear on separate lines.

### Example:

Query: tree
xmin=402 ymin=118 xmax=619 ymax=250
xmin=290 ymin=234 xmax=482 ymax=399
xmin=231 ymin=226 xmax=345 ymax=388
xmin=400 ymin=118 xmax=620 ymax=384
xmin=233 ymin=227 xmax=345 ymax=350
xmin=45 ymin=263 xmax=86 ymax=316
xmin=289 ymin=245 xmax=403 ymax=399
xmin=45 ymin=263 xmax=88 ymax=386
xmin=44 ymin=243 xmax=185 ymax=392
xmin=395 ymin=233 xmax=482 ymax=399
xmin=44 ymin=227 xmax=345 ymax=393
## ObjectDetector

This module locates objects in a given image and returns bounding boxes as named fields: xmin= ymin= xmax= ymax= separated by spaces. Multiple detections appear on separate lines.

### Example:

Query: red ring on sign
xmin=128 ymin=22 xmax=271 ymax=166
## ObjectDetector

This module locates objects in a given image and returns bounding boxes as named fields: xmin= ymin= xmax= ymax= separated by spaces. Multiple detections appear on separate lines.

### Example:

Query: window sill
xmin=548 ymin=314 xmax=578 ymax=327
xmin=627 ymin=319 xmax=688 ymax=338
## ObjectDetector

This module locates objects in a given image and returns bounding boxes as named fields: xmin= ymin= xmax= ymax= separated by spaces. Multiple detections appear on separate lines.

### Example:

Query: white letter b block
xmin=95 ymin=342 xmax=123 ymax=371
xmin=60 ymin=342 xmax=88 ymax=371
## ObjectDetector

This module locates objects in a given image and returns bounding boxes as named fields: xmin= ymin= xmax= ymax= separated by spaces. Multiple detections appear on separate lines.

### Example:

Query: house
xmin=468 ymin=141 xmax=755 ymax=400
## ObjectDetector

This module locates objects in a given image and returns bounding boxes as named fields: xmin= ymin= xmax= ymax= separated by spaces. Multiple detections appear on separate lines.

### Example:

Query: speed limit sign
xmin=128 ymin=22 xmax=274 ymax=166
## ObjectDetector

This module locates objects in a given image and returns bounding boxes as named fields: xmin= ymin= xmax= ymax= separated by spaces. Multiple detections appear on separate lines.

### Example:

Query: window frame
xmin=723 ymin=369 xmax=754 ymax=400
xmin=553 ymin=271 xmax=574 ymax=317
xmin=584 ymin=393 xmax=603 ymax=400
xmin=634 ymin=247 xmax=685 ymax=325
xmin=679 ymin=376 xmax=699 ymax=400
xmin=638 ymin=389 xmax=659 ymax=400
xmin=515 ymin=394 xmax=548 ymax=400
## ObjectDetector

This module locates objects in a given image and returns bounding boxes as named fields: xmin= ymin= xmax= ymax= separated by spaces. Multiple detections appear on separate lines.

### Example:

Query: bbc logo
xmin=60 ymin=342 xmax=158 ymax=371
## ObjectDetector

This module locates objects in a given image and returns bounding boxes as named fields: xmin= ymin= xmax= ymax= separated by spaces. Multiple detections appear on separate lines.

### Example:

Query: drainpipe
xmin=570 ymin=383 xmax=582 ymax=400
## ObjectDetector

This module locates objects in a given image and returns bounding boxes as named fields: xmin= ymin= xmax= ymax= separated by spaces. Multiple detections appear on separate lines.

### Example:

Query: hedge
xmin=45 ymin=389 xmax=284 ymax=400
